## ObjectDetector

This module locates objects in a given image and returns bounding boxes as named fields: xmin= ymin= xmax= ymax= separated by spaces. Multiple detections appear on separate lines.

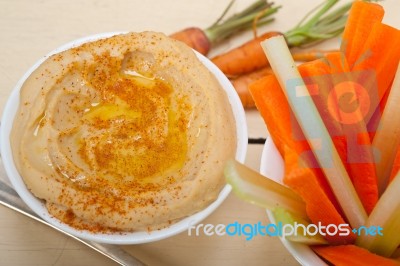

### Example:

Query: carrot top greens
xmin=204 ymin=0 xmax=280 ymax=46
xmin=285 ymin=0 xmax=352 ymax=47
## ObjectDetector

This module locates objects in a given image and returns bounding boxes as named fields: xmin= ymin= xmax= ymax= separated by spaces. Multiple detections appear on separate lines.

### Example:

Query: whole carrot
xmin=212 ymin=0 xmax=352 ymax=76
xmin=170 ymin=0 xmax=280 ymax=56
xmin=170 ymin=28 xmax=211 ymax=56
xmin=231 ymin=49 xmax=339 ymax=108
xmin=230 ymin=66 xmax=274 ymax=108
xmin=212 ymin=31 xmax=282 ymax=77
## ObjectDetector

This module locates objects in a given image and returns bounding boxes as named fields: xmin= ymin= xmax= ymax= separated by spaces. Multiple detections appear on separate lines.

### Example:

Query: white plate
xmin=260 ymin=138 xmax=327 ymax=265
xmin=0 ymin=32 xmax=248 ymax=244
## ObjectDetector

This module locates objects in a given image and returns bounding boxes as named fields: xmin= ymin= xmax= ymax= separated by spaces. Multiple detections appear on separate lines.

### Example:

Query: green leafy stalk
xmin=285 ymin=0 xmax=352 ymax=47
xmin=204 ymin=0 xmax=281 ymax=45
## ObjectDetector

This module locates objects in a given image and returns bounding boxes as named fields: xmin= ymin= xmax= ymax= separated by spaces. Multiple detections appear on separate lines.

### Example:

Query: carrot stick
xmin=261 ymin=35 xmax=367 ymax=229
xmin=389 ymin=148 xmax=400 ymax=183
xmin=352 ymin=22 xmax=400 ymax=123
xmin=325 ymin=52 xmax=378 ymax=214
xmin=296 ymin=53 xmax=378 ymax=215
xmin=297 ymin=58 xmax=342 ymax=137
xmin=248 ymin=74 xmax=305 ymax=156
xmin=211 ymin=31 xmax=283 ymax=77
xmin=312 ymin=245 xmax=400 ymax=266
xmin=230 ymin=67 xmax=273 ymax=108
xmin=284 ymin=147 xmax=355 ymax=245
xmin=297 ymin=57 xmax=348 ymax=170
xmin=248 ymin=75 xmax=317 ymax=172
xmin=367 ymin=87 xmax=390 ymax=141
xmin=367 ymin=107 xmax=380 ymax=141
xmin=340 ymin=1 xmax=384 ymax=68
xmin=292 ymin=49 xmax=339 ymax=62
xmin=297 ymin=58 xmax=350 ymax=215
xmin=249 ymin=75 xmax=350 ymax=239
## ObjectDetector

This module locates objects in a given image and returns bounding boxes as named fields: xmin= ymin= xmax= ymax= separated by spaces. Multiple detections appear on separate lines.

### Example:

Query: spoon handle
xmin=0 ymin=179 xmax=146 ymax=266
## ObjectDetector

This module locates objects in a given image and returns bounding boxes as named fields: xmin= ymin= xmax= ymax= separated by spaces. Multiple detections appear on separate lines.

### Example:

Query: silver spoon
xmin=0 ymin=173 xmax=146 ymax=266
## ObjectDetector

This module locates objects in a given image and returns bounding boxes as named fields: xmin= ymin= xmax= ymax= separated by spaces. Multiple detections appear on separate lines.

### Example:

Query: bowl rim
xmin=260 ymin=138 xmax=327 ymax=266
xmin=0 ymin=32 xmax=248 ymax=244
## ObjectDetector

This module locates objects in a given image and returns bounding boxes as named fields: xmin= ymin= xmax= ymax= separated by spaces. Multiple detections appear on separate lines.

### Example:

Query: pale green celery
xmin=356 ymin=171 xmax=400 ymax=257
xmin=272 ymin=207 xmax=328 ymax=245
xmin=372 ymin=63 xmax=400 ymax=195
xmin=224 ymin=160 xmax=308 ymax=219
xmin=260 ymin=35 xmax=367 ymax=229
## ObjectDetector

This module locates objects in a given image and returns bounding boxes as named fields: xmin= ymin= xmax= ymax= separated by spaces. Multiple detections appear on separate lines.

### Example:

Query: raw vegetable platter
xmin=225 ymin=1 xmax=400 ymax=265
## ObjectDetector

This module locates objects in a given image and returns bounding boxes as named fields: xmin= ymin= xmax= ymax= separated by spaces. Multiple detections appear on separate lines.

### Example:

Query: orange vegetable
xmin=299 ymin=54 xmax=377 ymax=215
xmin=340 ymin=1 xmax=384 ymax=68
xmin=248 ymin=75 xmax=339 ymax=210
xmin=296 ymin=57 xmax=349 ymax=189
xmin=170 ymin=0 xmax=278 ymax=55
xmin=211 ymin=31 xmax=283 ymax=77
xmin=389 ymin=148 xmax=400 ymax=183
xmin=230 ymin=67 xmax=274 ymax=108
xmin=292 ymin=49 xmax=339 ymax=63
xmin=344 ymin=129 xmax=378 ymax=215
xmin=212 ymin=38 xmax=341 ymax=78
xmin=247 ymin=0 xmax=400 ymax=258
xmin=297 ymin=58 xmax=350 ymax=214
xmin=367 ymin=87 xmax=390 ymax=141
xmin=248 ymin=74 xmax=305 ymax=156
xmin=326 ymin=52 xmax=378 ymax=214
xmin=352 ymin=22 xmax=400 ymax=123
xmin=212 ymin=0 xmax=352 ymax=77
xmin=230 ymin=50 xmax=339 ymax=108
xmin=284 ymin=148 xmax=355 ymax=245
xmin=170 ymin=27 xmax=210 ymax=55
xmin=312 ymin=245 xmax=400 ymax=266
xmin=297 ymin=58 xmax=343 ymax=137
xmin=249 ymin=75 xmax=353 ymax=244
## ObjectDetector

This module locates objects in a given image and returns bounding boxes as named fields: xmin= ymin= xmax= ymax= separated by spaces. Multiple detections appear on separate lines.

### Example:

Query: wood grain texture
xmin=0 ymin=0 xmax=398 ymax=265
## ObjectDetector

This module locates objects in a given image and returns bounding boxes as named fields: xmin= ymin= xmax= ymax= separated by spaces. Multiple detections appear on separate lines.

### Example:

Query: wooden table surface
xmin=0 ymin=0 xmax=398 ymax=265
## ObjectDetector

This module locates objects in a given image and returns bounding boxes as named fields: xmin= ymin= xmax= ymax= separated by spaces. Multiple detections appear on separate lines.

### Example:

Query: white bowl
xmin=260 ymin=138 xmax=327 ymax=265
xmin=0 ymin=32 xmax=248 ymax=244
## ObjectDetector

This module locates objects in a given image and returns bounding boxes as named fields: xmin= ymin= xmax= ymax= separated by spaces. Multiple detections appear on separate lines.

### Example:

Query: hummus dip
xmin=10 ymin=32 xmax=237 ymax=232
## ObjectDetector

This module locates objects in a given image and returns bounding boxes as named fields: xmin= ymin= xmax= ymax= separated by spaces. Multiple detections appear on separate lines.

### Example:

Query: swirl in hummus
xmin=10 ymin=32 xmax=237 ymax=232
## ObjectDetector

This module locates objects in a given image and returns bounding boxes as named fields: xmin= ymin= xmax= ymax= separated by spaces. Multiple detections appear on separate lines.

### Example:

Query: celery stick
xmin=272 ymin=207 xmax=328 ymax=245
xmin=260 ymin=35 xmax=367 ymax=229
xmin=356 ymin=171 xmax=400 ymax=257
xmin=372 ymin=63 xmax=400 ymax=195
xmin=224 ymin=160 xmax=308 ymax=219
